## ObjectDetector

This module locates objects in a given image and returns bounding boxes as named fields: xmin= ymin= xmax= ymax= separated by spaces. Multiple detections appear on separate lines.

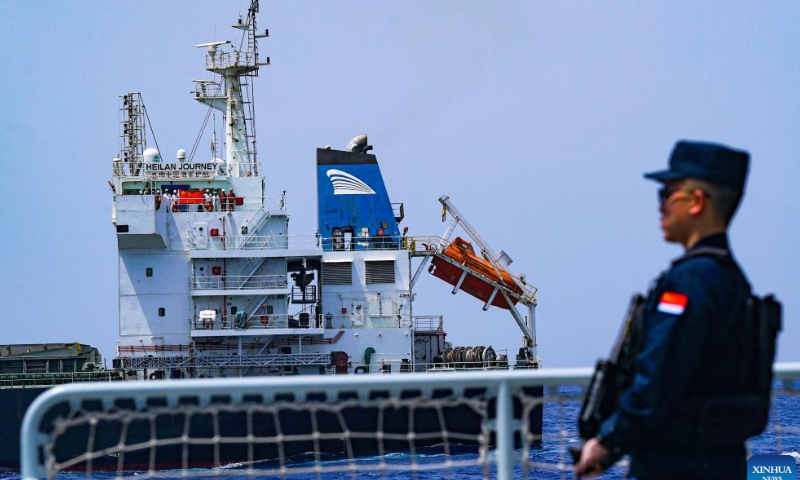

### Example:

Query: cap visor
xmin=643 ymin=169 xmax=684 ymax=183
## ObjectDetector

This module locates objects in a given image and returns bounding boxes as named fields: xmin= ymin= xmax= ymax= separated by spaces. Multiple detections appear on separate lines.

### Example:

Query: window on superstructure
xmin=158 ymin=308 xmax=165 ymax=317
xmin=231 ymin=306 xmax=238 ymax=315
xmin=323 ymin=262 xmax=352 ymax=285
xmin=365 ymin=260 xmax=395 ymax=284
xmin=146 ymin=268 xmax=153 ymax=277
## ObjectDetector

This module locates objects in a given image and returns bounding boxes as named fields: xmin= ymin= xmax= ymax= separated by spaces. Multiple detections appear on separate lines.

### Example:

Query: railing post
xmin=496 ymin=379 xmax=514 ymax=480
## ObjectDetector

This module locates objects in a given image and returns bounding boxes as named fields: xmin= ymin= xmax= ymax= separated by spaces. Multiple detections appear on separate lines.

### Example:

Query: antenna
xmin=195 ymin=41 xmax=230 ymax=49
xmin=119 ymin=93 xmax=147 ymax=176
xmin=191 ymin=0 xmax=266 ymax=178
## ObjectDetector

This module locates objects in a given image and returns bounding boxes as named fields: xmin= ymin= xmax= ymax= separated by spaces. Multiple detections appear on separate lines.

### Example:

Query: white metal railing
xmin=192 ymin=313 xmax=416 ymax=330
xmin=345 ymin=353 xmax=511 ymax=374
xmin=321 ymin=234 xmax=405 ymax=252
xmin=413 ymin=315 xmax=444 ymax=332
xmin=206 ymin=50 xmax=258 ymax=70
xmin=189 ymin=234 xmax=468 ymax=253
xmin=191 ymin=313 xmax=324 ymax=331
xmin=121 ymin=353 xmax=332 ymax=371
xmin=113 ymin=161 xmax=265 ymax=179
xmin=190 ymin=274 xmax=287 ymax=291
xmin=113 ymin=161 xmax=220 ymax=179
xmin=20 ymin=363 xmax=800 ymax=480
xmin=192 ymin=234 xmax=416 ymax=252
xmin=192 ymin=234 xmax=318 ymax=251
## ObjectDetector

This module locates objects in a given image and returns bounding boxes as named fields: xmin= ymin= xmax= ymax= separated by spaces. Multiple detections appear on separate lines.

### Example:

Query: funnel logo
xmin=748 ymin=455 xmax=795 ymax=480
xmin=326 ymin=169 xmax=376 ymax=195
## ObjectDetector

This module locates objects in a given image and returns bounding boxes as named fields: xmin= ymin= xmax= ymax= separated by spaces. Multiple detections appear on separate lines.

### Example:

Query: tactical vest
xmin=634 ymin=247 xmax=782 ymax=447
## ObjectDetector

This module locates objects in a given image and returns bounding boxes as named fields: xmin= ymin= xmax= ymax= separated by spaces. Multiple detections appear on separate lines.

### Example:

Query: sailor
xmin=575 ymin=141 xmax=753 ymax=480
xmin=228 ymin=189 xmax=236 ymax=212
xmin=204 ymin=189 xmax=212 ymax=212
xmin=172 ymin=190 xmax=181 ymax=213
xmin=212 ymin=190 xmax=220 ymax=212
xmin=155 ymin=189 xmax=162 ymax=210
xmin=221 ymin=189 xmax=228 ymax=212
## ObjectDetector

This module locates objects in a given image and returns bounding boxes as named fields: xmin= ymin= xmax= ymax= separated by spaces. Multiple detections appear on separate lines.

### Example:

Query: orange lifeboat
xmin=429 ymin=237 xmax=523 ymax=309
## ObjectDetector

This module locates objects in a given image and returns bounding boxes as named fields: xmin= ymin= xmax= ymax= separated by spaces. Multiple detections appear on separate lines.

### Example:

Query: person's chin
xmin=661 ymin=226 xmax=677 ymax=243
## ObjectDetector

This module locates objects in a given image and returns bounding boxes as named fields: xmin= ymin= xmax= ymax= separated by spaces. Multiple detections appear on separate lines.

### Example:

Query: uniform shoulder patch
xmin=657 ymin=291 xmax=688 ymax=315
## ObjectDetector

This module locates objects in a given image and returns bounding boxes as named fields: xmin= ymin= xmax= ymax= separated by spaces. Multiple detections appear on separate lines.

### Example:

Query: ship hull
xmin=0 ymin=387 xmax=49 ymax=469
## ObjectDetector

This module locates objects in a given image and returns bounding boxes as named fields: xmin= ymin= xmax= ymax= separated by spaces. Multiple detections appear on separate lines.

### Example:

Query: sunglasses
xmin=657 ymin=187 xmax=712 ymax=205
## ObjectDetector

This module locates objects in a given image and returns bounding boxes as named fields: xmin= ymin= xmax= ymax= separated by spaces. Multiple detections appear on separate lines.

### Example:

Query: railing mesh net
xmin=31 ymin=377 xmax=799 ymax=479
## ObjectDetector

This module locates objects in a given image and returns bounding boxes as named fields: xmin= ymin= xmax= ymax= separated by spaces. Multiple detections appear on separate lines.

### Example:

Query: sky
xmin=0 ymin=1 xmax=797 ymax=367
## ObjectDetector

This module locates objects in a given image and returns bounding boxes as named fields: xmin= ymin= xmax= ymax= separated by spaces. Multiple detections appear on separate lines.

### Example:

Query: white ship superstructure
xmin=109 ymin=1 xmax=539 ymax=380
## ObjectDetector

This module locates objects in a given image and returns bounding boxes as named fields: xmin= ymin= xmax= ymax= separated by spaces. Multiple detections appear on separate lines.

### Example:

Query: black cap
xmin=644 ymin=140 xmax=750 ymax=191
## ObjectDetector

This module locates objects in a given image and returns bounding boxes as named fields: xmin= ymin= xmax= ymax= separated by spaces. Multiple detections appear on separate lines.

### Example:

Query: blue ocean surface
xmin=1 ymin=382 xmax=797 ymax=480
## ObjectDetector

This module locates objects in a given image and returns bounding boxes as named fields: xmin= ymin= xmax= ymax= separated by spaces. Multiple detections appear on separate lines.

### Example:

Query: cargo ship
xmin=1 ymin=0 xmax=542 ymax=469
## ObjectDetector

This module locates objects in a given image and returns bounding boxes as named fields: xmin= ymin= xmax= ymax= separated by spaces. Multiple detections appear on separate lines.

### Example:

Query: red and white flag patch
xmin=657 ymin=292 xmax=688 ymax=315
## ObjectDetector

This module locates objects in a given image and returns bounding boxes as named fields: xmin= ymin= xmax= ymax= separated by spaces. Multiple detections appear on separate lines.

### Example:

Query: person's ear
xmin=687 ymin=189 xmax=706 ymax=216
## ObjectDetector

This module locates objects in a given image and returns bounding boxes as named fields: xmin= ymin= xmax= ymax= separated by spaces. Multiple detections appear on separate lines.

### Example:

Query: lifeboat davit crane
xmin=410 ymin=196 xmax=540 ymax=367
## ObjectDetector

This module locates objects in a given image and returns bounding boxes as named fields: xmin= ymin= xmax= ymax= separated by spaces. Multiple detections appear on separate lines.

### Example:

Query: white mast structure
xmin=193 ymin=0 xmax=269 ymax=178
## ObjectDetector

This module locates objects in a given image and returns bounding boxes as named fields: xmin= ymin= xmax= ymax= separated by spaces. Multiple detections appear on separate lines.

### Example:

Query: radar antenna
xmin=192 ymin=0 xmax=269 ymax=178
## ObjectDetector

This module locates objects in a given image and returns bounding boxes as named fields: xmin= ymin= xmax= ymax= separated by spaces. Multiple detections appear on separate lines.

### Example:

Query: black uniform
xmin=596 ymin=233 xmax=751 ymax=479
xmin=596 ymin=141 xmax=755 ymax=480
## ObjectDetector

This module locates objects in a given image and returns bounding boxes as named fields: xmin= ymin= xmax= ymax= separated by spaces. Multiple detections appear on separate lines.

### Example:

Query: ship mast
xmin=193 ymin=0 xmax=269 ymax=178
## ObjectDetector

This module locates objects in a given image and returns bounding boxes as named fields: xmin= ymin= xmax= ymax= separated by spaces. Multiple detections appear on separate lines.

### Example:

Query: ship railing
xmin=206 ymin=49 xmax=258 ymax=70
xmin=112 ymin=161 xmax=220 ymax=179
xmin=346 ymin=354 xmax=512 ymax=374
xmin=412 ymin=315 xmax=444 ymax=332
xmin=164 ymin=195 xmax=281 ymax=213
xmin=190 ymin=274 xmax=288 ymax=291
xmin=112 ymin=161 xmax=263 ymax=180
xmin=194 ymin=234 xmax=414 ymax=252
xmin=194 ymin=233 xmax=320 ymax=251
xmin=321 ymin=235 xmax=405 ymax=252
xmin=0 ymin=371 xmax=122 ymax=388
xmin=191 ymin=313 xmax=324 ymax=331
xmin=345 ymin=353 xmax=414 ymax=374
xmin=118 ymin=353 xmax=331 ymax=371
xmin=417 ymin=355 xmax=513 ymax=373
xmin=117 ymin=194 xmax=283 ymax=213
xmin=20 ymin=363 xmax=800 ymax=480
xmin=325 ymin=314 xmax=412 ymax=329
xmin=406 ymin=235 xmax=449 ymax=253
